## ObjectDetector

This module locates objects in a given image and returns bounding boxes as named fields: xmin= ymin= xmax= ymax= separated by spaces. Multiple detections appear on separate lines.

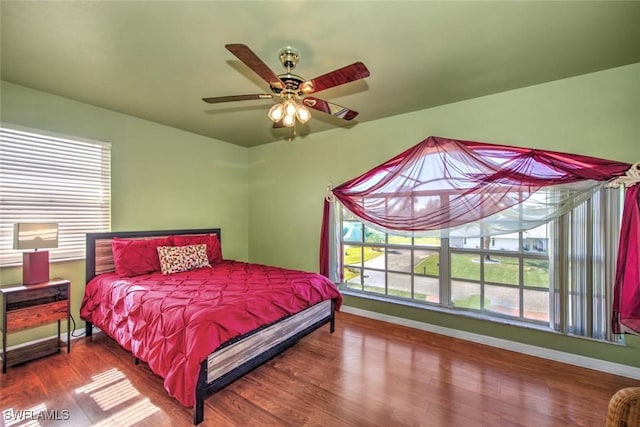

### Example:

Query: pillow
xmin=171 ymin=233 xmax=222 ymax=264
xmin=112 ymin=236 xmax=171 ymax=277
xmin=157 ymin=244 xmax=210 ymax=274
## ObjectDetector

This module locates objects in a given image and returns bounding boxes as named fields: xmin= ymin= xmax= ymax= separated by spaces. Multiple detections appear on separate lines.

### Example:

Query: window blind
xmin=550 ymin=187 xmax=623 ymax=342
xmin=0 ymin=124 xmax=111 ymax=266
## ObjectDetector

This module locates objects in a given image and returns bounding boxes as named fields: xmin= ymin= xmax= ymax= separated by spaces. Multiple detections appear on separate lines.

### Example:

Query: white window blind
xmin=0 ymin=124 xmax=111 ymax=266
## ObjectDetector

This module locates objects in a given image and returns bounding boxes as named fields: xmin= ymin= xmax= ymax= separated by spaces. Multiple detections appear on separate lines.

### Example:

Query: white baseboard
xmin=341 ymin=305 xmax=640 ymax=380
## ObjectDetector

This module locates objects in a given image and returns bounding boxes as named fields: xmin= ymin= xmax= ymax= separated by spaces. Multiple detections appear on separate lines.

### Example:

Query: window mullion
xmin=519 ymin=232 xmax=524 ymax=319
xmin=440 ymin=237 xmax=451 ymax=308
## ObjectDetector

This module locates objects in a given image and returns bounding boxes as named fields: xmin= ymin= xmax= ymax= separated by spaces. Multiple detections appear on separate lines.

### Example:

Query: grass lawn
xmin=344 ymin=245 xmax=382 ymax=265
xmin=343 ymin=246 xmax=384 ymax=280
xmin=414 ymin=253 xmax=549 ymax=288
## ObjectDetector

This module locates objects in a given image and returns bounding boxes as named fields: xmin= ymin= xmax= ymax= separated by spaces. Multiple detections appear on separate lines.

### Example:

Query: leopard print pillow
xmin=157 ymin=244 xmax=211 ymax=274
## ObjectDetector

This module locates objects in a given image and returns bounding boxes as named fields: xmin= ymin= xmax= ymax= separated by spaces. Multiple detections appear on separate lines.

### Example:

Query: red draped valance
xmin=331 ymin=136 xmax=629 ymax=232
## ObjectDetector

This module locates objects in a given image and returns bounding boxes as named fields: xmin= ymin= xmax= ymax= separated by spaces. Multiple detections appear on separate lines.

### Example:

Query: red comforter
xmin=80 ymin=260 xmax=342 ymax=407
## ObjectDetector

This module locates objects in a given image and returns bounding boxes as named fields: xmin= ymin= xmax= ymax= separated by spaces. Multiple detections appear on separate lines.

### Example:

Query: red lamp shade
xmin=13 ymin=223 xmax=58 ymax=285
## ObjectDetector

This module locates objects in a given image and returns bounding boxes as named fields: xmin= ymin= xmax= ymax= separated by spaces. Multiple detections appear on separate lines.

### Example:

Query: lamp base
xmin=23 ymin=251 xmax=50 ymax=285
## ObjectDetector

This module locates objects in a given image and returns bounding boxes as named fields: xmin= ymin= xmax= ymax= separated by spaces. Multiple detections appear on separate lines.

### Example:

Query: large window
xmin=338 ymin=187 xmax=623 ymax=341
xmin=0 ymin=125 xmax=111 ymax=265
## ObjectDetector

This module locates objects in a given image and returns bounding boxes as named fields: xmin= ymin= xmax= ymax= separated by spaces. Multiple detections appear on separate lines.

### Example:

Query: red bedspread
xmin=80 ymin=260 xmax=342 ymax=407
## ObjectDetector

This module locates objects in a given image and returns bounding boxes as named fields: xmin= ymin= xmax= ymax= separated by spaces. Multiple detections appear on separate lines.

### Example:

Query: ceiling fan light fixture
xmin=296 ymin=105 xmax=311 ymax=124
xmin=282 ymin=114 xmax=296 ymax=128
xmin=283 ymin=99 xmax=298 ymax=117
xmin=268 ymin=103 xmax=284 ymax=122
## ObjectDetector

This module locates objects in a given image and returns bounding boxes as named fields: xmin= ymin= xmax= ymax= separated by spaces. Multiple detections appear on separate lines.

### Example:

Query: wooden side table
xmin=1 ymin=279 xmax=70 ymax=373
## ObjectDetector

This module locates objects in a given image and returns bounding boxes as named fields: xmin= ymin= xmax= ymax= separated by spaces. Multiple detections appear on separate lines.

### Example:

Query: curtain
xmin=329 ymin=137 xmax=630 ymax=238
xmin=319 ymin=198 xmax=342 ymax=283
xmin=319 ymin=198 xmax=332 ymax=278
xmin=613 ymin=184 xmax=640 ymax=334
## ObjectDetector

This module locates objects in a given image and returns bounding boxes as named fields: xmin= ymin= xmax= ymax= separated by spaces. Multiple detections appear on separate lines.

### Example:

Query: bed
xmin=80 ymin=227 xmax=341 ymax=425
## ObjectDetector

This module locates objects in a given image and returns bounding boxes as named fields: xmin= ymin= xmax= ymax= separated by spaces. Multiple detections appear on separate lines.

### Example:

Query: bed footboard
xmin=193 ymin=298 xmax=336 ymax=425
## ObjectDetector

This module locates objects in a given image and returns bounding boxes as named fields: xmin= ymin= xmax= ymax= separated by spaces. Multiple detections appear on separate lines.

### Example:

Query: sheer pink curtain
xmin=330 ymin=136 xmax=629 ymax=232
xmin=320 ymin=136 xmax=639 ymax=333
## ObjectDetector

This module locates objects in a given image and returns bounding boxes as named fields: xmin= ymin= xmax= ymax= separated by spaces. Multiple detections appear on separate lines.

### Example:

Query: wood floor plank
xmin=1 ymin=312 xmax=637 ymax=426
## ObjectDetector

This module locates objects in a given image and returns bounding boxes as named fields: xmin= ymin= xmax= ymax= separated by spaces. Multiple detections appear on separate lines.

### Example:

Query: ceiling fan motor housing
xmin=270 ymin=73 xmax=306 ymax=97
xmin=279 ymin=47 xmax=300 ymax=70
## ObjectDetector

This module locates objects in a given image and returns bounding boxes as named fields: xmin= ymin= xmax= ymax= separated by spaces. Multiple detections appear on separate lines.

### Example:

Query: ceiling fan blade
xmin=302 ymin=97 xmax=359 ymax=121
xmin=202 ymin=94 xmax=273 ymax=104
xmin=300 ymin=62 xmax=370 ymax=94
xmin=225 ymin=44 xmax=284 ymax=90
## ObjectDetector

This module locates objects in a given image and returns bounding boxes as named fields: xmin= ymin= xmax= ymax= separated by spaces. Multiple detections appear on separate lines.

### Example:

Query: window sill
xmin=339 ymin=288 xmax=626 ymax=346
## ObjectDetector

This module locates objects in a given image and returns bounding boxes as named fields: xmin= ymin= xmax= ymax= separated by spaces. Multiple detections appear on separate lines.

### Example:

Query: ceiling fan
xmin=202 ymin=44 xmax=370 ymax=130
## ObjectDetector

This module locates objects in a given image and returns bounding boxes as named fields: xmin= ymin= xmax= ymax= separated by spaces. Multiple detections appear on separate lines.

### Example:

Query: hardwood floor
xmin=1 ymin=312 xmax=638 ymax=426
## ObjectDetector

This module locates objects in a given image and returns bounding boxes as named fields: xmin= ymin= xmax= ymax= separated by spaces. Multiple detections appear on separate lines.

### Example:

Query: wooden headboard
xmin=85 ymin=228 xmax=221 ymax=283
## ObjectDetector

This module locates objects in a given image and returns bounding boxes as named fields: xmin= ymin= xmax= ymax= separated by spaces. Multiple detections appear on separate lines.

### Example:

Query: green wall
xmin=0 ymin=81 xmax=249 ymax=346
xmin=2 ymin=63 xmax=639 ymax=369
xmin=247 ymin=63 xmax=640 ymax=368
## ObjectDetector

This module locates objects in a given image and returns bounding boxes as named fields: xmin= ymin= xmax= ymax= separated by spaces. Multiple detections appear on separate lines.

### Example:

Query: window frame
xmin=341 ymin=218 xmax=550 ymax=325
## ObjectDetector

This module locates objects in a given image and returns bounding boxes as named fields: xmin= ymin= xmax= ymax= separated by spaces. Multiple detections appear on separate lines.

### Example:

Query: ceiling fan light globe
xmin=282 ymin=114 xmax=296 ymax=128
xmin=268 ymin=103 xmax=284 ymax=122
xmin=297 ymin=105 xmax=311 ymax=123
xmin=284 ymin=99 xmax=298 ymax=116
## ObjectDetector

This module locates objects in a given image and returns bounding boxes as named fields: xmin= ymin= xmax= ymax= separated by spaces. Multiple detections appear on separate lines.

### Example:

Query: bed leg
xmin=85 ymin=321 xmax=93 ymax=337
xmin=330 ymin=299 xmax=336 ymax=334
xmin=194 ymin=398 xmax=204 ymax=425
xmin=193 ymin=360 xmax=207 ymax=425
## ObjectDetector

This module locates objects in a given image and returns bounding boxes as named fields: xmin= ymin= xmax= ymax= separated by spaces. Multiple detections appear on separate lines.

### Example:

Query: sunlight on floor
xmin=91 ymin=398 xmax=160 ymax=427
xmin=88 ymin=379 xmax=141 ymax=411
xmin=74 ymin=368 xmax=159 ymax=425
xmin=74 ymin=368 xmax=126 ymax=394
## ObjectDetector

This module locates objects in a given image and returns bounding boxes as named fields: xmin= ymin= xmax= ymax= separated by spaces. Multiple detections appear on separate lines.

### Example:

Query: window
xmin=338 ymin=187 xmax=623 ymax=341
xmin=0 ymin=124 xmax=111 ymax=265
xmin=342 ymin=212 xmax=550 ymax=323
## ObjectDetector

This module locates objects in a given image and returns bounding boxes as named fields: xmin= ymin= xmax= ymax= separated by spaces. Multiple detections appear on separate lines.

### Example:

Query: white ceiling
xmin=2 ymin=1 xmax=640 ymax=148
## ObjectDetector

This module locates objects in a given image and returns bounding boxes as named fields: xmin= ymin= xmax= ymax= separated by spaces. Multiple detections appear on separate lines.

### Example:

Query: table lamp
xmin=13 ymin=223 xmax=59 ymax=285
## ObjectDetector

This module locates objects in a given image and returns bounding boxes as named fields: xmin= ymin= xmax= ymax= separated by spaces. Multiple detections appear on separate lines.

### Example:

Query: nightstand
xmin=1 ymin=279 xmax=70 ymax=373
